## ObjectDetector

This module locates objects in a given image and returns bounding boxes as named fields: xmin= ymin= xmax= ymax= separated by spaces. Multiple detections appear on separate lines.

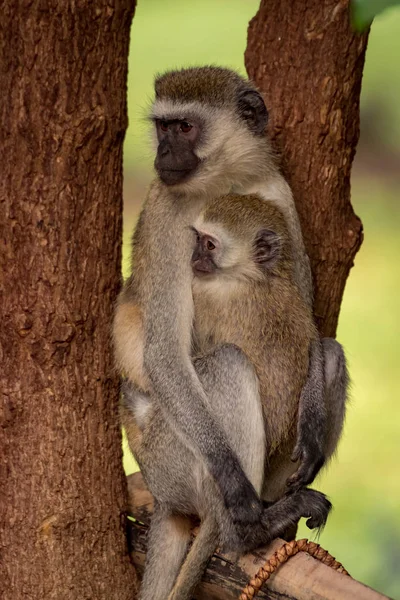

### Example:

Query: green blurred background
xmin=121 ymin=2 xmax=400 ymax=597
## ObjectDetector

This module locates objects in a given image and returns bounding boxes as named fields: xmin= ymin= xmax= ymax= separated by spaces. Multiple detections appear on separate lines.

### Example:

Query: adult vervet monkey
xmin=113 ymin=66 xmax=348 ymax=596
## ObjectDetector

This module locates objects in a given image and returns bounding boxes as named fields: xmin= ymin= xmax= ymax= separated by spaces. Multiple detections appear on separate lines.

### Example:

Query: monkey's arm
xmin=114 ymin=275 xmax=262 ymax=527
xmin=287 ymin=338 xmax=326 ymax=488
xmin=321 ymin=337 xmax=349 ymax=459
xmin=113 ymin=299 xmax=151 ymax=392
xmin=287 ymin=337 xmax=349 ymax=488
xmin=140 ymin=195 xmax=263 ymax=527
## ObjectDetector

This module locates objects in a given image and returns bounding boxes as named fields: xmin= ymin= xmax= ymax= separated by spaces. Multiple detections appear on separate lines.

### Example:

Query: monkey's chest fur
xmin=192 ymin=277 xmax=317 ymax=457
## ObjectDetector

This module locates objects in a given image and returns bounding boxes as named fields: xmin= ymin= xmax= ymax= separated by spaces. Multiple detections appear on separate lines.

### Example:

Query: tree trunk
xmin=246 ymin=0 xmax=369 ymax=337
xmin=0 ymin=2 xmax=137 ymax=599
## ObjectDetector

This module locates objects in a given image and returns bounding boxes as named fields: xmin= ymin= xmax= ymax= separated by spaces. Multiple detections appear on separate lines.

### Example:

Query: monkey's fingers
xmin=290 ymin=443 xmax=302 ymax=463
xmin=302 ymin=489 xmax=332 ymax=531
xmin=286 ymin=464 xmax=312 ymax=488
xmin=290 ymin=446 xmax=303 ymax=462
xmin=287 ymin=451 xmax=325 ymax=489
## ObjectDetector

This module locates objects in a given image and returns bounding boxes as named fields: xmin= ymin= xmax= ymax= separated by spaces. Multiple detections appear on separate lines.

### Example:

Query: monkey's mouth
xmin=158 ymin=168 xmax=198 ymax=186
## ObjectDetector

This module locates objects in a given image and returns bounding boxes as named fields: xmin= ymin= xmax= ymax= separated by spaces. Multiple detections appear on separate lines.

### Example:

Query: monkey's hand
xmin=286 ymin=441 xmax=325 ymax=489
xmin=217 ymin=457 xmax=263 ymax=527
xmin=289 ymin=488 xmax=332 ymax=531
xmin=229 ymin=488 xmax=332 ymax=554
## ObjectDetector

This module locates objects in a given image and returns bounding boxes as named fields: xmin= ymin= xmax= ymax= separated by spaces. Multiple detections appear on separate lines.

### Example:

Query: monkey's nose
xmin=159 ymin=140 xmax=171 ymax=157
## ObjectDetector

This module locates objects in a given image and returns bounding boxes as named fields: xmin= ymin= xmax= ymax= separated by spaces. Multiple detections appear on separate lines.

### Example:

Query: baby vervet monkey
xmin=190 ymin=195 xmax=341 ymax=501
xmin=120 ymin=194 xmax=333 ymax=600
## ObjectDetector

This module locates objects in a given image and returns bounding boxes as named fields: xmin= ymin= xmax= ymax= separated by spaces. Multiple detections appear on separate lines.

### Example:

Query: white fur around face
xmin=151 ymin=99 xmax=242 ymax=157
xmin=150 ymin=98 xmax=274 ymax=198
xmin=192 ymin=216 xmax=264 ymax=288
xmin=246 ymin=179 xmax=292 ymax=209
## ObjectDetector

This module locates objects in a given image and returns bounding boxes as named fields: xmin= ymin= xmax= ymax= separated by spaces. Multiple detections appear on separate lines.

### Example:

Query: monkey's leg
xmin=138 ymin=504 xmax=192 ymax=600
xmin=166 ymin=344 xmax=329 ymax=593
xmin=167 ymin=514 xmax=219 ymax=600
xmin=164 ymin=344 xmax=264 ymax=600
xmin=321 ymin=337 xmax=349 ymax=459
xmin=122 ymin=385 xmax=196 ymax=600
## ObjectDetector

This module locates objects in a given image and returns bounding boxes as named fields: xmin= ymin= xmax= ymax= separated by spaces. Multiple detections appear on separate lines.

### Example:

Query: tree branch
xmin=246 ymin=0 xmax=369 ymax=336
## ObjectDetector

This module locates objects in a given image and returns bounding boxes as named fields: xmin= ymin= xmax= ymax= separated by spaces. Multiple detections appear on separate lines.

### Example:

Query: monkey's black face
xmin=154 ymin=119 xmax=201 ymax=185
xmin=191 ymin=231 xmax=220 ymax=277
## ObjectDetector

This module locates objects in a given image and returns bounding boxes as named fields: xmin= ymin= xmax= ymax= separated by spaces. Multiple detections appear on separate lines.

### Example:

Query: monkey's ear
xmin=253 ymin=229 xmax=281 ymax=268
xmin=237 ymin=90 xmax=268 ymax=135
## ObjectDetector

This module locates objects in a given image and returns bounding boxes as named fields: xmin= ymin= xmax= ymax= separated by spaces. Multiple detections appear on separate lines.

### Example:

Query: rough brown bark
xmin=0 ymin=2 xmax=137 ymax=599
xmin=246 ymin=0 xmax=368 ymax=337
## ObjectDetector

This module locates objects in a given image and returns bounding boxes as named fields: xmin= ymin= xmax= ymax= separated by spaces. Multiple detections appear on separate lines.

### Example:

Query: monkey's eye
xmin=180 ymin=122 xmax=193 ymax=133
xmin=160 ymin=121 xmax=169 ymax=132
xmin=206 ymin=240 xmax=215 ymax=251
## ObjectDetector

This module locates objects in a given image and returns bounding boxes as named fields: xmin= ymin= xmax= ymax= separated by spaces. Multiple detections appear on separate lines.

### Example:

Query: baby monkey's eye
xmin=206 ymin=240 xmax=215 ymax=251
xmin=160 ymin=121 xmax=169 ymax=132
xmin=180 ymin=122 xmax=193 ymax=133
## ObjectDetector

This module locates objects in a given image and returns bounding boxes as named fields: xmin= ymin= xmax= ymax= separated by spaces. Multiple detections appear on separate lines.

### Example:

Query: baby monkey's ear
xmin=253 ymin=229 xmax=281 ymax=268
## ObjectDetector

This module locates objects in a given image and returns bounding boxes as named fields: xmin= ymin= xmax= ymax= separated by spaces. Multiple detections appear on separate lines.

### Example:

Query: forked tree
xmin=246 ymin=0 xmax=368 ymax=337
xmin=0 ymin=1 xmax=368 ymax=599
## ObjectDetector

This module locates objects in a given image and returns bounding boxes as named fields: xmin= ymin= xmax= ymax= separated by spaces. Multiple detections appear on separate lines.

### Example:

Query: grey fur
xmin=113 ymin=66 xmax=348 ymax=600
xmin=122 ymin=344 xmax=331 ymax=600
xmin=322 ymin=337 xmax=350 ymax=459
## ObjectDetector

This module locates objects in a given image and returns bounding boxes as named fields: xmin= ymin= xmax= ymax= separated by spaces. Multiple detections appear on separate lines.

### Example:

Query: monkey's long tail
xmin=239 ymin=538 xmax=350 ymax=599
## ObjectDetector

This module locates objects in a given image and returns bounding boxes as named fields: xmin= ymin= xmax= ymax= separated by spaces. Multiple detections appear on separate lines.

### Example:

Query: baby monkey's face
xmin=190 ymin=221 xmax=281 ymax=283
xmin=190 ymin=228 xmax=223 ymax=277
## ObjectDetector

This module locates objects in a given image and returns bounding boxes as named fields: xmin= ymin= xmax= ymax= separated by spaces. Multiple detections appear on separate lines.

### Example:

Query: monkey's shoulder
xmin=140 ymin=180 xmax=204 ymax=230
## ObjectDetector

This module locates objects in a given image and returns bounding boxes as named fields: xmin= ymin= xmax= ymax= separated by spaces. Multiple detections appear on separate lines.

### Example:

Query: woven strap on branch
xmin=239 ymin=538 xmax=350 ymax=599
